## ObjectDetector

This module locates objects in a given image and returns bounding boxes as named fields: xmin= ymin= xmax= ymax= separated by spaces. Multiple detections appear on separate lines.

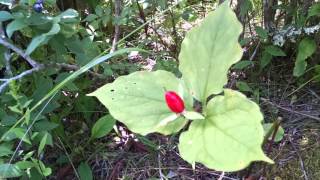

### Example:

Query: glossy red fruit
xmin=165 ymin=91 xmax=185 ymax=113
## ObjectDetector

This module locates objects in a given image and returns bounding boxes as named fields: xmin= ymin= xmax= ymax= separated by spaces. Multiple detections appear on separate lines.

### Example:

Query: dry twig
xmin=261 ymin=98 xmax=320 ymax=122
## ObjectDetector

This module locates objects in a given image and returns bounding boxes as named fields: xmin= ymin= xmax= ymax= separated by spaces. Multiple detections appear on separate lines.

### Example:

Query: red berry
xmin=165 ymin=91 xmax=185 ymax=113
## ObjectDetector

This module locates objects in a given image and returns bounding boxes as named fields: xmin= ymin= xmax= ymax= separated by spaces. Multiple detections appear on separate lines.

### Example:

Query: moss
xmin=265 ymin=129 xmax=320 ymax=179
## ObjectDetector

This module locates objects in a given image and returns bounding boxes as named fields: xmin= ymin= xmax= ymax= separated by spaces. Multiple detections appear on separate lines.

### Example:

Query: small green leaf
xmin=265 ymin=45 xmax=286 ymax=56
xmin=29 ymin=167 xmax=42 ymax=179
xmin=236 ymin=81 xmax=253 ymax=92
xmin=6 ymin=19 xmax=27 ymax=38
xmin=179 ymin=89 xmax=273 ymax=172
xmin=260 ymin=50 xmax=272 ymax=69
xmin=38 ymin=160 xmax=52 ymax=176
xmin=0 ymin=144 xmax=13 ymax=157
xmin=38 ymin=132 xmax=48 ymax=156
xmin=26 ymin=23 xmax=60 ymax=55
xmin=23 ymin=151 xmax=35 ymax=160
xmin=8 ymin=105 xmax=22 ymax=114
xmin=255 ymin=26 xmax=268 ymax=39
xmin=83 ymin=14 xmax=98 ymax=22
xmin=16 ymin=161 xmax=35 ymax=170
xmin=136 ymin=135 xmax=158 ymax=150
xmin=91 ymin=115 xmax=116 ymax=139
xmin=293 ymin=38 xmax=317 ymax=77
xmin=263 ymin=123 xmax=285 ymax=142
xmin=89 ymin=70 xmax=192 ymax=135
xmin=183 ymin=111 xmax=204 ymax=120
xmin=58 ymin=9 xmax=79 ymax=22
xmin=25 ymin=108 xmax=31 ymax=124
xmin=34 ymin=120 xmax=59 ymax=131
xmin=179 ymin=1 xmax=243 ymax=103
xmin=3 ymin=128 xmax=31 ymax=144
xmin=78 ymin=162 xmax=93 ymax=180
xmin=31 ymin=159 xmax=52 ymax=177
xmin=232 ymin=60 xmax=253 ymax=70
xmin=0 ymin=164 xmax=22 ymax=178
xmin=0 ymin=11 xmax=13 ymax=22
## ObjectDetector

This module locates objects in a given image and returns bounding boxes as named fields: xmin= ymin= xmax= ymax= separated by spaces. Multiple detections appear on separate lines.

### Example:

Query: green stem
xmin=263 ymin=117 xmax=282 ymax=148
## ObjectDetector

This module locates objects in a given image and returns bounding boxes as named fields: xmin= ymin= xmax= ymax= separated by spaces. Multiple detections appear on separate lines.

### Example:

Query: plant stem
xmin=263 ymin=117 xmax=282 ymax=149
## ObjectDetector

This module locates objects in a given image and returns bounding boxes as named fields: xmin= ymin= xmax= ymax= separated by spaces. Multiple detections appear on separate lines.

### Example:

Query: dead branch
xmin=111 ymin=0 xmax=122 ymax=53
xmin=261 ymin=98 xmax=320 ymax=122
xmin=0 ymin=66 xmax=43 ymax=93
xmin=0 ymin=37 xmax=39 ymax=68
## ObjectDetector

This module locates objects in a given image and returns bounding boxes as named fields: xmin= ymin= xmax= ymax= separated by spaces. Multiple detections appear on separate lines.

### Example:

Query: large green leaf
xmin=293 ymin=38 xmax=316 ymax=77
xmin=0 ymin=164 xmax=22 ymax=178
xmin=179 ymin=1 xmax=243 ymax=103
xmin=89 ymin=70 xmax=192 ymax=135
xmin=179 ymin=89 xmax=273 ymax=172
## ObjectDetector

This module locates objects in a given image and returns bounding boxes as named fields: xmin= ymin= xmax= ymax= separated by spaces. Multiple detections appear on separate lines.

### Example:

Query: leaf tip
xmin=263 ymin=155 xmax=274 ymax=164
xmin=86 ymin=92 xmax=96 ymax=97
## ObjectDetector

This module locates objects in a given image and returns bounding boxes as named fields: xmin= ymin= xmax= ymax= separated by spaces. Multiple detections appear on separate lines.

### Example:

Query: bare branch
xmin=261 ymin=98 xmax=320 ymax=122
xmin=0 ymin=37 xmax=39 ymax=68
xmin=0 ymin=66 xmax=43 ymax=93
xmin=111 ymin=0 xmax=122 ymax=53
xmin=249 ymin=41 xmax=260 ymax=61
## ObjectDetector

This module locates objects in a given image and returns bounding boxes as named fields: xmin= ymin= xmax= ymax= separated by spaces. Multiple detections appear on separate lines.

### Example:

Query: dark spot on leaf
xmin=112 ymin=98 xmax=114 ymax=100
xmin=133 ymin=82 xmax=136 ymax=85
xmin=110 ymin=89 xmax=115 ymax=92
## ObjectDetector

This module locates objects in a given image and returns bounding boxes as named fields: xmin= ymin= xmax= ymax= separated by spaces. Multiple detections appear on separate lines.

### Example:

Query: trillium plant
xmin=89 ymin=1 xmax=274 ymax=172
